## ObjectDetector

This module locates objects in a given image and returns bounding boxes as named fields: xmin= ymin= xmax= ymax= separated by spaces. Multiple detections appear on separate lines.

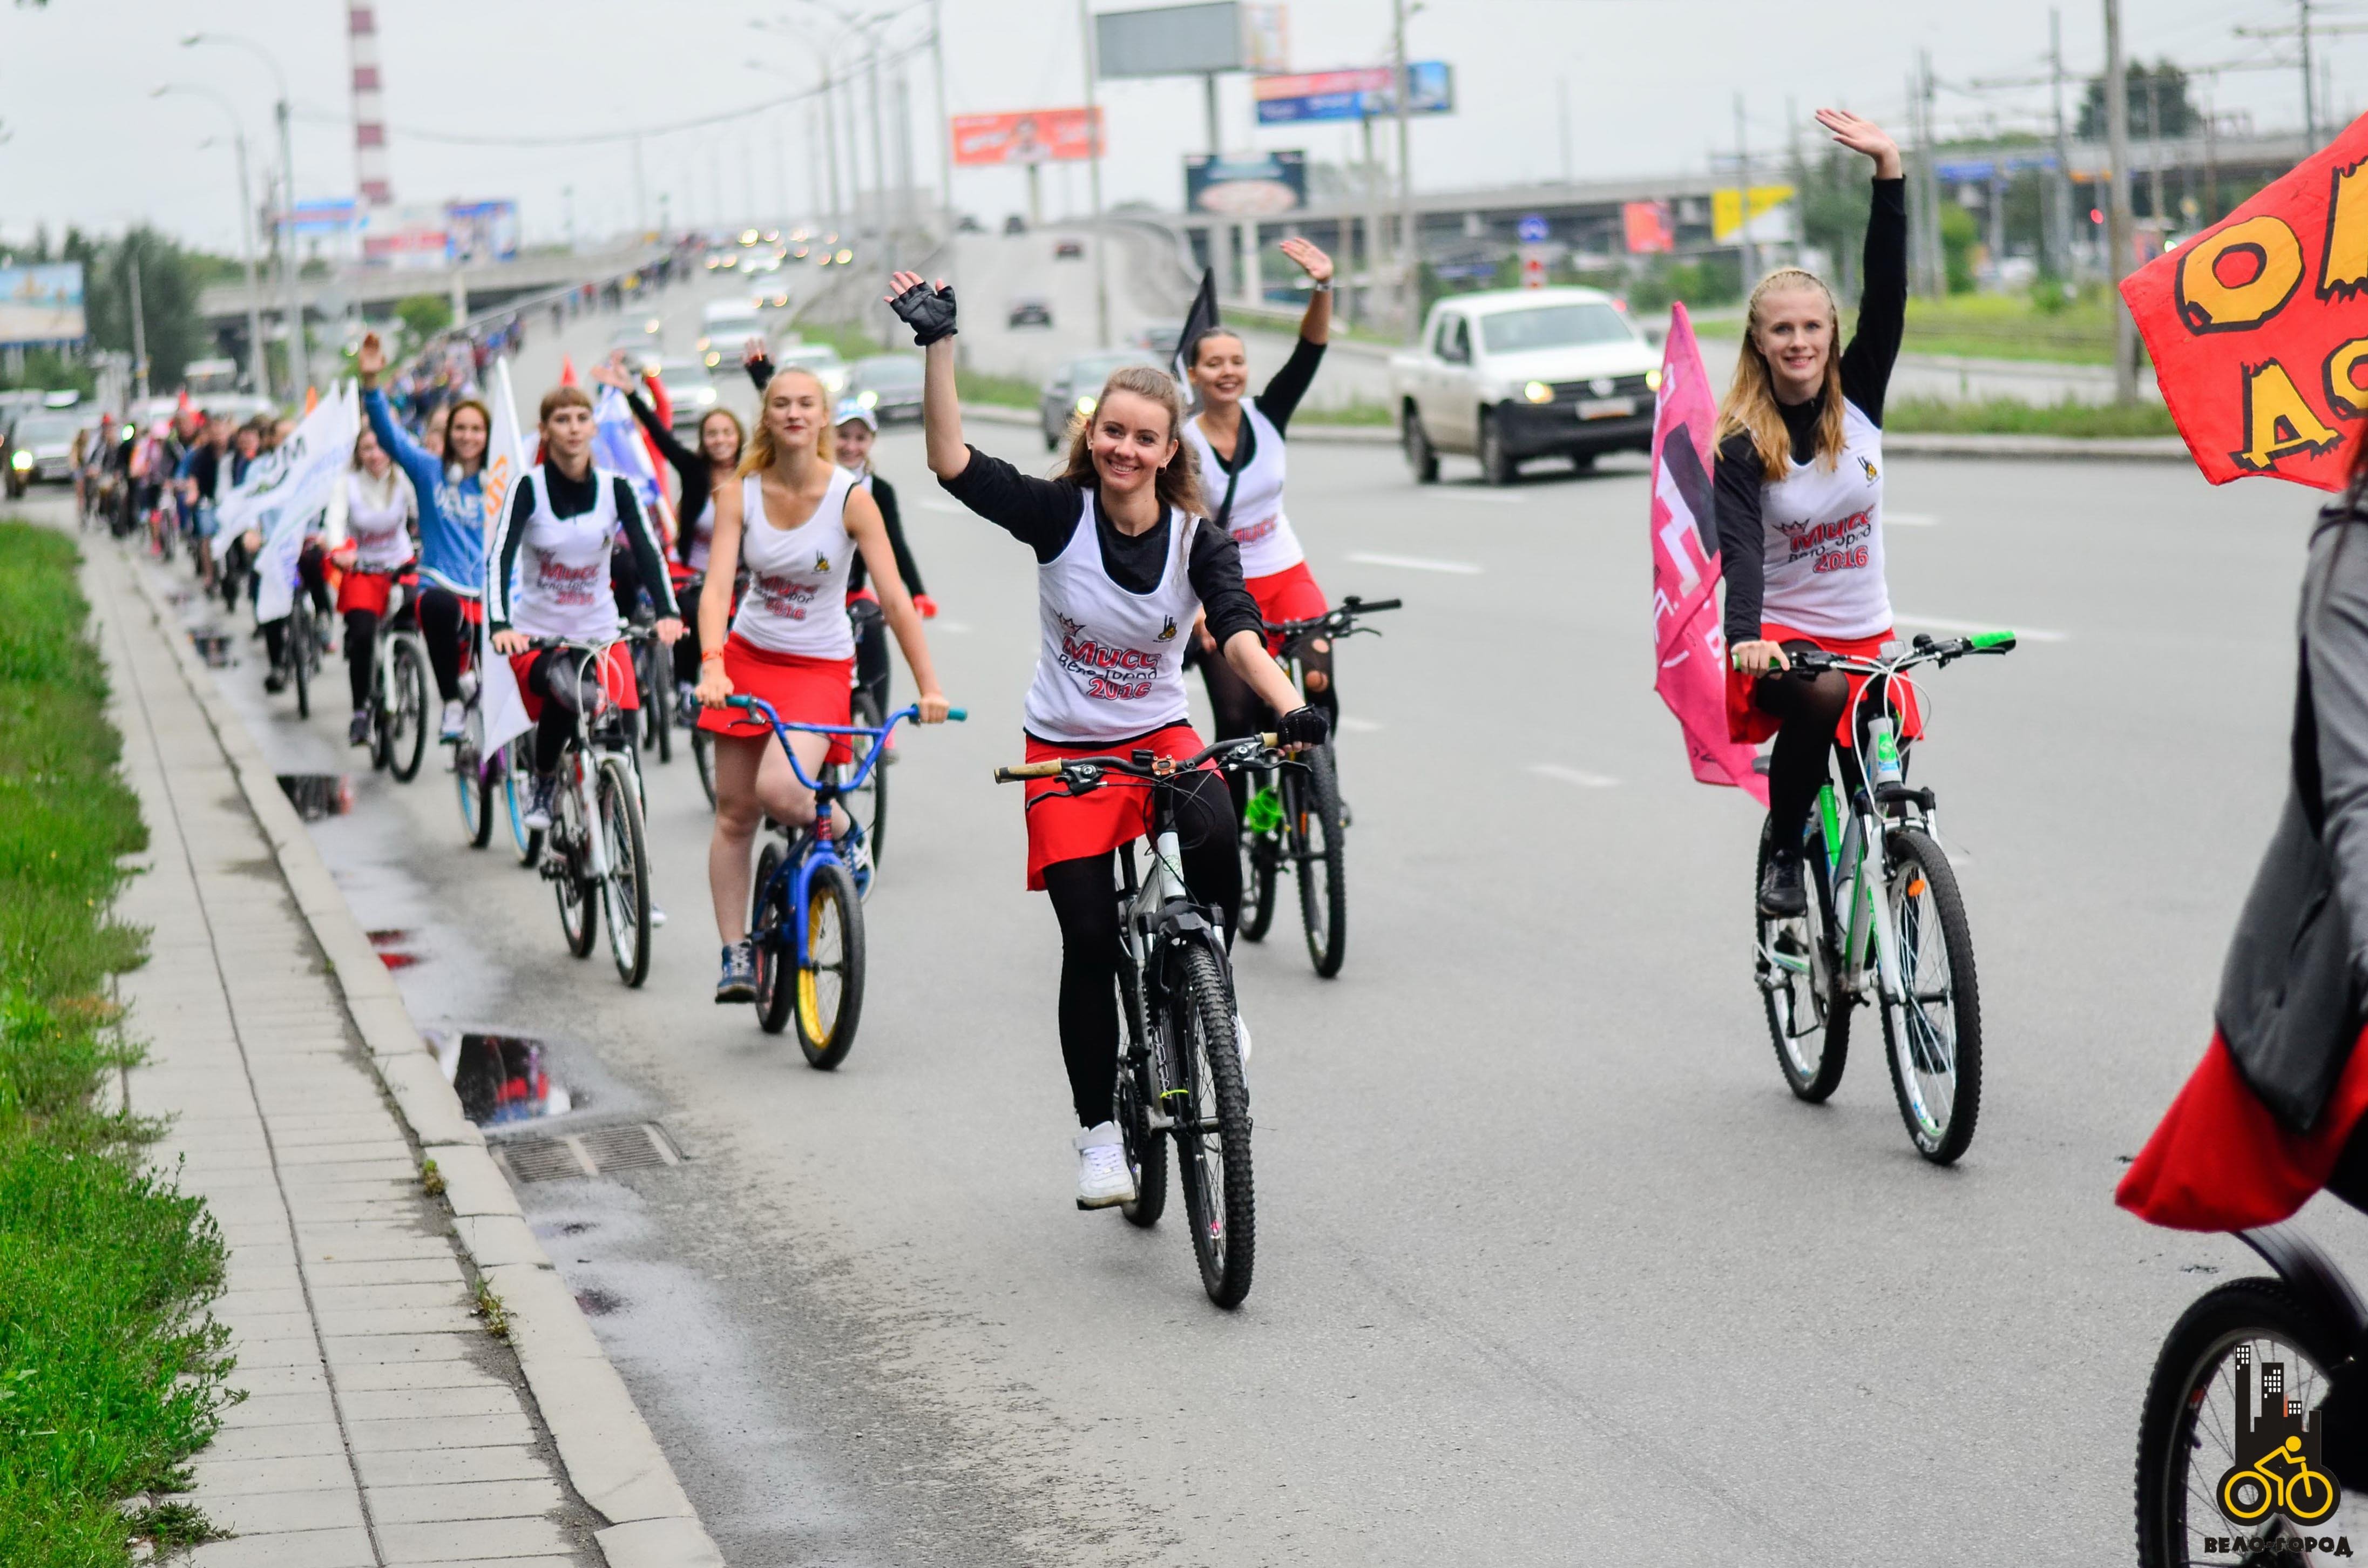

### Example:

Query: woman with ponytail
xmin=1712 ymin=108 xmax=1907 ymax=918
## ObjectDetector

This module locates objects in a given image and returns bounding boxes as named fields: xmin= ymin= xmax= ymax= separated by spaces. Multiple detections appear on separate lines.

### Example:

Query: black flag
xmin=1172 ymin=268 xmax=1220 ymax=393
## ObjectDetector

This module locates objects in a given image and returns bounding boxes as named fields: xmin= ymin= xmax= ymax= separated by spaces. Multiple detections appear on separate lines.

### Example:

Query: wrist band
xmin=701 ymin=651 xmax=726 ymax=664
xmin=1310 ymin=280 xmax=1333 ymax=293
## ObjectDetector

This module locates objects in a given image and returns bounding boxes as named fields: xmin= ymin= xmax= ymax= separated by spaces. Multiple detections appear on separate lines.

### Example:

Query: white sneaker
xmin=649 ymin=901 xmax=668 ymax=928
xmin=439 ymin=699 xmax=465 ymax=742
xmin=1073 ymin=1121 xmax=1136 ymax=1209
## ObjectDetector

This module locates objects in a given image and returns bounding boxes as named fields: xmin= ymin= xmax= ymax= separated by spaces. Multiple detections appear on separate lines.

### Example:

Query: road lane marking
xmin=1894 ymin=612 xmax=2068 ymax=643
xmin=1338 ymin=716 xmax=1384 ymax=733
xmin=937 ymin=620 xmax=973 ymax=634
xmin=1450 ymin=490 xmax=1529 ymax=505
xmin=1887 ymin=511 xmax=1940 ymax=527
xmin=1530 ymin=763 xmax=1619 ymax=788
xmin=1346 ymin=551 xmax=1484 ymax=575
xmin=918 ymin=500 xmax=966 ymax=515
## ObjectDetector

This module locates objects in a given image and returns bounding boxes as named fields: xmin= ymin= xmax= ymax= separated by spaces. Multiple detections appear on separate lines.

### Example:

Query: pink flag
xmin=1650 ymin=303 xmax=1766 ymax=803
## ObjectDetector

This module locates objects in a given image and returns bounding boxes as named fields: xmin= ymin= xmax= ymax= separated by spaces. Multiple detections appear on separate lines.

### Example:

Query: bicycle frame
xmin=530 ymin=635 xmax=651 ymax=884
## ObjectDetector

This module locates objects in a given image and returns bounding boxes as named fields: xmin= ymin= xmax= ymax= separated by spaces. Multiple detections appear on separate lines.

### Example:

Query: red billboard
xmin=1623 ymin=200 xmax=1675 ymax=255
xmin=950 ymin=109 xmax=1104 ymax=168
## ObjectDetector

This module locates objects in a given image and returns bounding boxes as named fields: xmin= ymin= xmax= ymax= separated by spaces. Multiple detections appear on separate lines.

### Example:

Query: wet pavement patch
xmin=189 ymin=629 xmax=235 ymax=667
xmin=367 ymin=928 xmax=422 ymax=970
xmin=451 ymin=1032 xmax=573 ymax=1125
xmin=574 ymin=1287 xmax=624 ymax=1317
xmin=276 ymin=774 xmax=354 ymax=820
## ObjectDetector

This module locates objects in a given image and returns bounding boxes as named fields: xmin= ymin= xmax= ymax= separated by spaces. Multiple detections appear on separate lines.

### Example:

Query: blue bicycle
xmin=722 ymin=694 xmax=965 ymax=1066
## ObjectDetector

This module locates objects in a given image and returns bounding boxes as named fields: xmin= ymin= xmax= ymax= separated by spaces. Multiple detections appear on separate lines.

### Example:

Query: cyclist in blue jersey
xmin=357 ymin=331 xmax=488 ymax=742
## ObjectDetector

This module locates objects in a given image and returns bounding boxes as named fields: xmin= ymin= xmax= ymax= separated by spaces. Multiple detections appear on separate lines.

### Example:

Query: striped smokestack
xmin=348 ymin=4 xmax=392 ymax=207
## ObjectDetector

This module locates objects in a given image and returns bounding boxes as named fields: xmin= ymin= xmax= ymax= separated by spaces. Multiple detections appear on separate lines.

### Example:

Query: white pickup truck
xmin=1390 ymin=286 xmax=1664 ymax=485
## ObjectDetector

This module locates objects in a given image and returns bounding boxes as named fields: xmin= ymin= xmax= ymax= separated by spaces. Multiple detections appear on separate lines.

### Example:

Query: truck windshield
xmin=1479 ymin=303 xmax=1635 ymax=354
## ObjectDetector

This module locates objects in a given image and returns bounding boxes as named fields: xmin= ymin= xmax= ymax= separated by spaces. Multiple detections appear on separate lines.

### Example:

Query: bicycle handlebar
xmin=992 ymin=733 xmax=1281 ymax=786
xmin=723 ymin=694 xmax=965 ymax=795
xmin=1264 ymin=595 xmax=1403 ymax=640
xmin=1782 ymin=630 xmax=2017 ymax=676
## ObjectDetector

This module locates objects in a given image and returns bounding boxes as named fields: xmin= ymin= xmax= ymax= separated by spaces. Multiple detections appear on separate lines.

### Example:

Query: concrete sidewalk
xmin=78 ymin=517 xmax=723 ymax=1568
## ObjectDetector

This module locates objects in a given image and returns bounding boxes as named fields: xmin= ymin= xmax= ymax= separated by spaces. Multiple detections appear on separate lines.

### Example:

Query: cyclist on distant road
xmin=485 ymin=384 xmax=682 ymax=832
xmin=1714 ymin=109 xmax=1906 ymax=918
xmin=888 ymin=268 xmax=1323 ymax=1210
xmin=693 ymin=366 xmax=949 ymax=1004
xmin=357 ymin=331 xmax=489 ymax=745
xmin=323 ymin=427 xmax=421 ymax=745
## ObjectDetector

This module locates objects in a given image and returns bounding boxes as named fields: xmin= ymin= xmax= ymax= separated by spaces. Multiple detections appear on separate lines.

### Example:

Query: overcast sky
xmin=1 ymin=0 xmax=2358 ymax=255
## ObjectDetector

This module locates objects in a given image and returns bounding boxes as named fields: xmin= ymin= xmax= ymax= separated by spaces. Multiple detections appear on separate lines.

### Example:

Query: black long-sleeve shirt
xmin=939 ymin=445 xmax=1261 ymax=649
xmin=1715 ymin=178 xmax=1908 ymax=645
xmin=487 ymin=461 xmax=678 ymax=633
xmin=1197 ymin=336 xmax=1325 ymax=517
xmin=747 ymin=354 xmax=929 ymax=596
xmin=623 ymin=390 xmax=718 ymax=567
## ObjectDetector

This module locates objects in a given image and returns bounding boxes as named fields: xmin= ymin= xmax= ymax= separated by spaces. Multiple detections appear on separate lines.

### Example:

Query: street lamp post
xmin=154 ymin=84 xmax=270 ymax=399
xmin=184 ymin=32 xmax=310 ymax=399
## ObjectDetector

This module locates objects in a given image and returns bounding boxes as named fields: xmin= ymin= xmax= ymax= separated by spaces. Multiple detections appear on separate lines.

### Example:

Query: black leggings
xmin=524 ymin=649 xmax=588 ymax=774
xmin=258 ymin=543 xmax=332 ymax=670
xmin=1039 ymin=768 xmax=1240 ymax=1127
xmin=414 ymin=585 xmax=471 ymax=704
xmin=344 ymin=610 xmax=378 ymax=709
xmin=852 ymin=601 xmax=890 ymax=718
xmin=671 ymin=580 xmax=705 ymax=687
xmin=1197 ymin=643 xmax=1331 ymax=812
xmin=1755 ymin=648 xmax=1854 ymax=850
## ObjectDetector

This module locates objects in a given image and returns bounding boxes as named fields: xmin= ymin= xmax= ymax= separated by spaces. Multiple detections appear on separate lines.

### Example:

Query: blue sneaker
xmin=841 ymin=821 xmax=874 ymax=902
xmin=715 ymin=940 xmax=756 ymax=1003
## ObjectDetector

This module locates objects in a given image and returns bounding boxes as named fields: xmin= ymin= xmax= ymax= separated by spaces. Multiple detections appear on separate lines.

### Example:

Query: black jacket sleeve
xmin=869 ymin=475 xmax=924 ymax=597
xmin=1714 ymin=432 xmax=1770 ymax=646
xmin=625 ymin=390 xmax=699 ymax=485
xmin=938 ymin=446 xmax=1081 ymax=562
xmin=1187 ymin=518 xmax=1264 ymax=650
xmin=1839 ymin=179 xmax=1909 ymax=427
xmin=487 ymin=472 xmax=535 ymax=632
xmin=612 ymin=478 xmax=680 ymax=619
xmin=1253 ymin=337 xmax=1328 ymax=436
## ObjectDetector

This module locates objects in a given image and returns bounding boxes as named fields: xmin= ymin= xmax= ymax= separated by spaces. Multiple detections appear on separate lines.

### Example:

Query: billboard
xmin=445 ymin=201 xmax=520 ymax=263
xmin=1097 ymin=2 xmax=1243 ymax=78
xmin=1252 ymin=60 xmax=1454 ymax=124
xmin=363 ymin=204 xmax=450 ymax=270
xmin=1622 ymin=201 xmax=1674 ymax=255
xmin=283 ymin=198 xmax=361 ymax=235
xmin=950 ymin=109 xmax=1104 ymax=167
xmin=1185 ymin=151 xmax=1306 ymax=217
xmin=0 ymin=263 xmax=86 ymax=348
xmin=1711 ymin=184 xmax=1796 ymax=244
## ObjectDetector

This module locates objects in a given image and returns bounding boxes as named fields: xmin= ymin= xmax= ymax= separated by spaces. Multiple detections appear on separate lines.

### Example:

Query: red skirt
xmin=696 ymin=636 xmax=853 ymax=763
xmin=1725 ymin=622 xmax=1926 ymax=747
xmin=1246 ymin=560 xmax=1328 ymax=654
xmin=2117 ymin=1030 xmax=2368 ymax=1231
xmin=508 ymin=643 xmax=638 ymax=722
xmin=336 ymin=566 xmax=410 ymax=618
xmin=1022 ymin=723 xmax=1205 ymax=890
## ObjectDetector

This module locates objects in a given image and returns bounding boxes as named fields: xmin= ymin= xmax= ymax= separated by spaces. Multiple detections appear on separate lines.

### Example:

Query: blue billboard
xmin=1253 ymin=62 xmax=1454 ymax=125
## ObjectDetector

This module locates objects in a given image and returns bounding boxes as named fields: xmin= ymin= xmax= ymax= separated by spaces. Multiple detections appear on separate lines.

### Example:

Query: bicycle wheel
xmin=1293 ymin=748 xmax=1349 ymax=978
xmin=1118 ymin=970 xmax=1168 ymax=1228
xmin=387 ymin=636 xmax=431 ymax=783
xmin=1755 ymin=820 xmax=1851 ymax=1103
xmin=597 ymin=756 xmax=652 ymax=987
xmin=646 ymin=653 xmax=673 ymax=765
xmin=793 ymin=859 xmax=866 ymax=1069
xmin=504 ymin=736 xmax=544 ymax=867
xmin=2134 ymin=1278 xmax=2360 ymax=1564
xmin=554 ymin=769 xmax=597 ymax=959
xmin=692 ymin=727 xmax=718 ymax=810
xmin=751 ymin=839 xmax=795 ymax=1035
xmin=1169 ymin=944 xmax=1254 ymax=1307
xmin=845 ymin=690 xmax=887 ymax=866
xmin=1879 ymin=827 xmax=1982 ymax=1165
xmin=455 ymin=706 xmax=495 ymax=848
xmin=368 ymin=654 xmax=394 ymax=773
xmin=290 ymin=601 xmax=312 ymax=719
xmin=1237 ymin=779 xmax=1278 ymax=943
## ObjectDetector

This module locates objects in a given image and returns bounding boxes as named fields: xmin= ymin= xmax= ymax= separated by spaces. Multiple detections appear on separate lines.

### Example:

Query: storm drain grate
xmin=495 ymin=1123 xmax=682 ymax=1183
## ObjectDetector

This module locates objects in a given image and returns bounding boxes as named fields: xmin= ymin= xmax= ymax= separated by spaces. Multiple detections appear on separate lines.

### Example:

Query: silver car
xmin=12 ymin=409 xmax=88 ymax=483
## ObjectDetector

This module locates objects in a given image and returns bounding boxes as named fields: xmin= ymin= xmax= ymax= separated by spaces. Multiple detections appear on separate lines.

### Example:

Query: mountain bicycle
xmin=1752 ymin=630 xmax=2014 ymax=1165
xmin=628 ymin=610 xmax=674 ymax=767
xmin=268 ymin=583 xmax=323 ymax=720
xmin=996 ymin=732 xmax=1283 ymax=1308
xmin=725 ymin=693 xmax=963 ymax=1067
xmin=361 ymin=570 xmax=432 ymax=784
xmin=451 ymin=621 xmax=507 ymax=851
xmin=1237 ymin=596 xmax=1398 ymax=978
xmin=2136 ymin=1225 xmax=2368 ymax=1561
xmin=523 ymin=633 xmax=657 ymax=986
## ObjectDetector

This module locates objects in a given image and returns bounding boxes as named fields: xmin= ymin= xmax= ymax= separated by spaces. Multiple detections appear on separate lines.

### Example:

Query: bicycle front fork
xmin=1818 ymin=783 xmax=1905 ymax=1008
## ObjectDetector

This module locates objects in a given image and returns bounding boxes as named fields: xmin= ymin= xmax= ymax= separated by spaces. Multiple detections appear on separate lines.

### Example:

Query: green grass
xmin=1694 ymin=289 xmax=2132 ymax=367
xmin=957 ymin=368 xmax=1040 ymax=410
xmin=0 ymin=522 xmax=233 ymax=1566
xmin=1295 ymin=402 xmax=1396 ymax=427
xmin=1884 ymin=395 xmax=2177 ymax=438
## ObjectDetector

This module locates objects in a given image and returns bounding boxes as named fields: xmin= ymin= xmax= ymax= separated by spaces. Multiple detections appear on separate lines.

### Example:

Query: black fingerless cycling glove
xmin=889 ymin=280 xmax=958 ymax=346
xmin=1277 ymin=705 xmax=1330 ymax=748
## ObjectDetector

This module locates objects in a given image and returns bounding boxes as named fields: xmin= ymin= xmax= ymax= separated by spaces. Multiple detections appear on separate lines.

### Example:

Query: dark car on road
xmin=1007 ymin=295 xmax=1054 ymax=330
xmin=1054 ymin=238 xmax=1085 ymax=260
xmin=848 ymin=354 xmax=924 ymax=426
xmin=1039 ymin=350 xmax=1169 ymax=451
xmin=651 ymin=359 xmax=721 ymax=432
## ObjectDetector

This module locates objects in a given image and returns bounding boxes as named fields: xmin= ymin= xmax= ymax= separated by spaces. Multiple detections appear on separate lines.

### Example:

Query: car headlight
xmin=1075 ymin=394 xmax=1097 ymax=415
xmin=695 ymin=387 xmax=717 ymax=405
xmin=835 ymin=248 xmax=853 ymax=265
xmin=857 ymin=390 xmax=879 ymax=409
xmin=1645 ymin=368 xmax=1663 ymax=392
xmin=705 ymin=350 xmax=722 ymax=367
xmin=1523 ymin=380 xmax=1553 ymax=404
xmin=10 ymin=450 xmax=30 ymax=471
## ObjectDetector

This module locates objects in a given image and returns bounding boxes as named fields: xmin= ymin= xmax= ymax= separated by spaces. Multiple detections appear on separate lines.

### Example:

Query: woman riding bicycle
xmin=888 ymin=268 xmax=1324 ymax=1210
xmin=1179 ymin=238 xmax=1339 ymax=761
xmin=693 ymin=366 xmax=950 ymax=1004
xmin=831 ymin=397 xmax=939 ymax=733
xmin=1713 ymin=109 xmax=1906 ymax=919
xmin=485 ymin=384 xmax=683 ymax=832
xmin=324 ymin=426 xmax=421 ymax=746
xmin=357 ymin=330 xmax=490 ymax=744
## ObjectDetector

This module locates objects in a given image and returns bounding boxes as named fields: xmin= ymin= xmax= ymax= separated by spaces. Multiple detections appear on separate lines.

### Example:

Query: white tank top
xmin=345 ymin=471 xmax=414 ymax=573
xmin=510 ymin=465 xmax=624 ymax=643
xmin=1181 ymin=403 xmax=1301 ymax=578
xmin=1023 ymin=498 xmax=1202 ymax=745
xmin=686 ymin=492 xmax=714 ymax=572
xmin=730 ymin=468 xmax=857 ymax=658
xmin=1755 ymin=400 xmax=1893 ymax=640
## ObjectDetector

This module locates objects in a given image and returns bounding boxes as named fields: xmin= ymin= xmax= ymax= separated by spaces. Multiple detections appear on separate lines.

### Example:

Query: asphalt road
xmin=100 ymin=275 xmax=2351 ymax=1565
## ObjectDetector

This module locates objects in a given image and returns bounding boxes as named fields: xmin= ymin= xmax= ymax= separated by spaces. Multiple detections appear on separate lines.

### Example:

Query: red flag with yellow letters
xmin=2122 ymin=112 xmax=2368 ymax=491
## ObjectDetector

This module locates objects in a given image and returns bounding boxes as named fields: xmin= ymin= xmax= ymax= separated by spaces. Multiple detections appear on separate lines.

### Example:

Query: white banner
xmin=212 ymin=441 xmax=289 ymax=560
xmin=253 ymin=385 xmax=359 ymax=624
xmin=478 ymin=358 xmax=535 ymax=761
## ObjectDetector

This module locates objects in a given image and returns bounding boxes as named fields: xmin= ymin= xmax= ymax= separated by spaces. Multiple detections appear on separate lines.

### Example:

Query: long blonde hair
xmin=739 ymin=368 xmax=835 ymax=477
xmin=1059 ymin=364 xmax=1207 ymax=518
xmin=1715 ymin=268 xmax=1848 ymax=475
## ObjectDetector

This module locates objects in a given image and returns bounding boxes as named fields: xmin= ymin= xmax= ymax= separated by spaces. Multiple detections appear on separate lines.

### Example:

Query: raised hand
xmin=356 ymin=332 xmax=387 ymax=381
xmin=1815 ymin=109 xmax=1903 ymax=180
xmin=587 ymin=361 xmax=633 ymax=393
xmin=1278 ymin=236 xmax=1334 ymax=284
xmin=884 ymin=271 xmax=958 ymax=346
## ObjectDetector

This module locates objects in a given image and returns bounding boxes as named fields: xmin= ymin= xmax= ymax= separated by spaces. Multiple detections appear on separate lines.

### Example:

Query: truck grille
xmin=1546 ymin=373 xmax=1654 ymax=403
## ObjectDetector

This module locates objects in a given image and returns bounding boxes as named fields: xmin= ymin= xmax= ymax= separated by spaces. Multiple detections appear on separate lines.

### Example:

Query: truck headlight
xmin=10 ymin=449 xmax=31 ymax=471
xmin=1523 ymin=381 xmax=1553 ymax=404
xmin=1075 ymin=394 xmax=1097 ymax=416
xmin=1646 ymin=368 xmax=1663 ymax=392
xmin=857 ymin=390 xmax=879 ymax=409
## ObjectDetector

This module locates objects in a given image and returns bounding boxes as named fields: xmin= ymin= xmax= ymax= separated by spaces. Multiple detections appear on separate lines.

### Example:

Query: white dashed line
xmin=1530 ymin=764 xmax=1620 ymax=788
xmin=1337 ymin=716 xmax=1384 ymax=733
xmin=1887 ymin=511 xmax=1940 ymax=527
xmin=1346 ymin=551 xmax=1484 ymax=576
xmin=1893 ymin=612 xmax=2067 ymax=643
xmin=919 ymin=500 xmax=966 ymax=515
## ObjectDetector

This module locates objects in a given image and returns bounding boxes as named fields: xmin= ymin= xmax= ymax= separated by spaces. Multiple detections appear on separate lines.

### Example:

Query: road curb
xmin=1882 ymin=432 xmax=2189 ymax=462
xmin=118 ymin=552 xmax=726 ymax=1568
xmin=959 ymin=400 xmax=1397 ymax=445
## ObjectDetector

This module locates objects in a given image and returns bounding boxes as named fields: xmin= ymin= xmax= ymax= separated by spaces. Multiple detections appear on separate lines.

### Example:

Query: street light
xmin=153 ymin=84 xmax=271 ymax=400
xmin=182 ymin=31 xmax=310 ymax=397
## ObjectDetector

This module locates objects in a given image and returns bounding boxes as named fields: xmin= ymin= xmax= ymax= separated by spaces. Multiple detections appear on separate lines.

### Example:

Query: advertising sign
xmin=950 ymin=109 xmax=1104 ymax=167
xmin=445 ymin=201 xmax=520 ymax=263
xmin=283 ymin=198 xmax=361 ymax=235
xmin=1185 ymin=151 xmax=1307 ymax=217
xmin=1711 ymin=185 xmax=1797 ymax=244
xmin=1623 ymin=201 xmax=1674 ymax=255
xmin=1252 ymin=60 xmax=1453 ymax=124
xmin=0 ymin=263 xmax=86 ymax=347
xmin=363 ymin=204 xmax=450 ymax=270
xmin=1097 ymin=1 xmax=1243 ymax=78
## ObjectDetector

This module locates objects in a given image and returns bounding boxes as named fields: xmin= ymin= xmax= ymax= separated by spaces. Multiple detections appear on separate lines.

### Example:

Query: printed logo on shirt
xmin=814 ymin=552 xmax=831 ymax=573
xmin=1054 ymin=625 xmax=1169 ymax=703
xmin=533 ymin=556 xmax=604 ymax=606
xmin=1232 ymin=514 xmax=1280 ymax=547
xmin=1157 ymin=615 xmax=1177 ymax=641
xmin=1775 ymin=507 xmax=1875 ymax=576
xmin=1858 ymin=455 xmax=1879 ymax=483
xmin=751 ymin=570 xmax=823 ymax=622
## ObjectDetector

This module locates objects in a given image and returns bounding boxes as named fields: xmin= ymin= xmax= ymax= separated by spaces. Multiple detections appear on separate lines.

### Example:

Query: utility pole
xmin=820 ymin=75 xmax=843 ymax=239
xmin=2103 ymin=0 xmax=2138 ymax=403
xmin=928 ymin=0 xmax=953 ymax=235
xmin=1919 ymin=51 xmax=1944 ymax=297
xmin=2144 ymin=70 xmax=2167 ymax=231
xmin=1079 ymin=0 xmax=1109 ymax=347
xmin=1557 ymin=77 xmax=1573 ymax=185
xmin=632 ymin=133 xmax=649 ymax=236
xmin=2050 ymin=7 xmax=2074 ymax=280
xmin=273 ymin=97 xmax=309 ymax=397
xmin=863 ymin=25 xmax=891 ymax=275
xmin=2303 ymin=0 xmax=2319 ymax=144
xmin=1391 ymin=0 xmax=1417 ymax=340
xmin=1734 ymin=93 xmax=1756 ymax=288
xmin=127 ymin=250 xmax=150 ymax=401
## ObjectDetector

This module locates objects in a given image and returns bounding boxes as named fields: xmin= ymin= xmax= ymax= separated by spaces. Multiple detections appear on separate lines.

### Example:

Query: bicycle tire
xmin=847 ymin=690 xmax=887 ymax=867
xmin=1118 ymin=972 xmax=1169 ymax=1229
xmin=290 ymin=600 xmax=312 ymax=719
xmin=387 ymin=636 xmax=431 ymax=783
xmin=554 ymin=769 xmax=597 ymax=959
xmin=647 ymin=651 xmax=673 ymax=765
xmin=1170 ymin=944 xmax=1255 ymax=1308
xmin=504 ymin=737 xmax=544 ymax=868
xmin=692 ymin=728 xmax=717 ymax=810
xmin=1879 ymin=827 xmax=1983 ymax=1165
xmin=2134 ymin=1278 xmax=2354 ymax=1565
xmin=1294 ymin=747 xmax=1349 ymax=978
xmin=368 ymin=650 xmax=394 ymax=773
xmin=752 ymin=839 xmax=794 ymax=1035
xmin=1755 ymin=820 xmax=1851 ymax=1104
xmin=1237 ymin=814 xmax=1278 ymax=943
xmin=455 ymin=707 xmax=495 ymax=848
xmin=794 ymin=859 xmax=866 ymax=1070
xmin=598 ymin=756 xmax=652 ymax=988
